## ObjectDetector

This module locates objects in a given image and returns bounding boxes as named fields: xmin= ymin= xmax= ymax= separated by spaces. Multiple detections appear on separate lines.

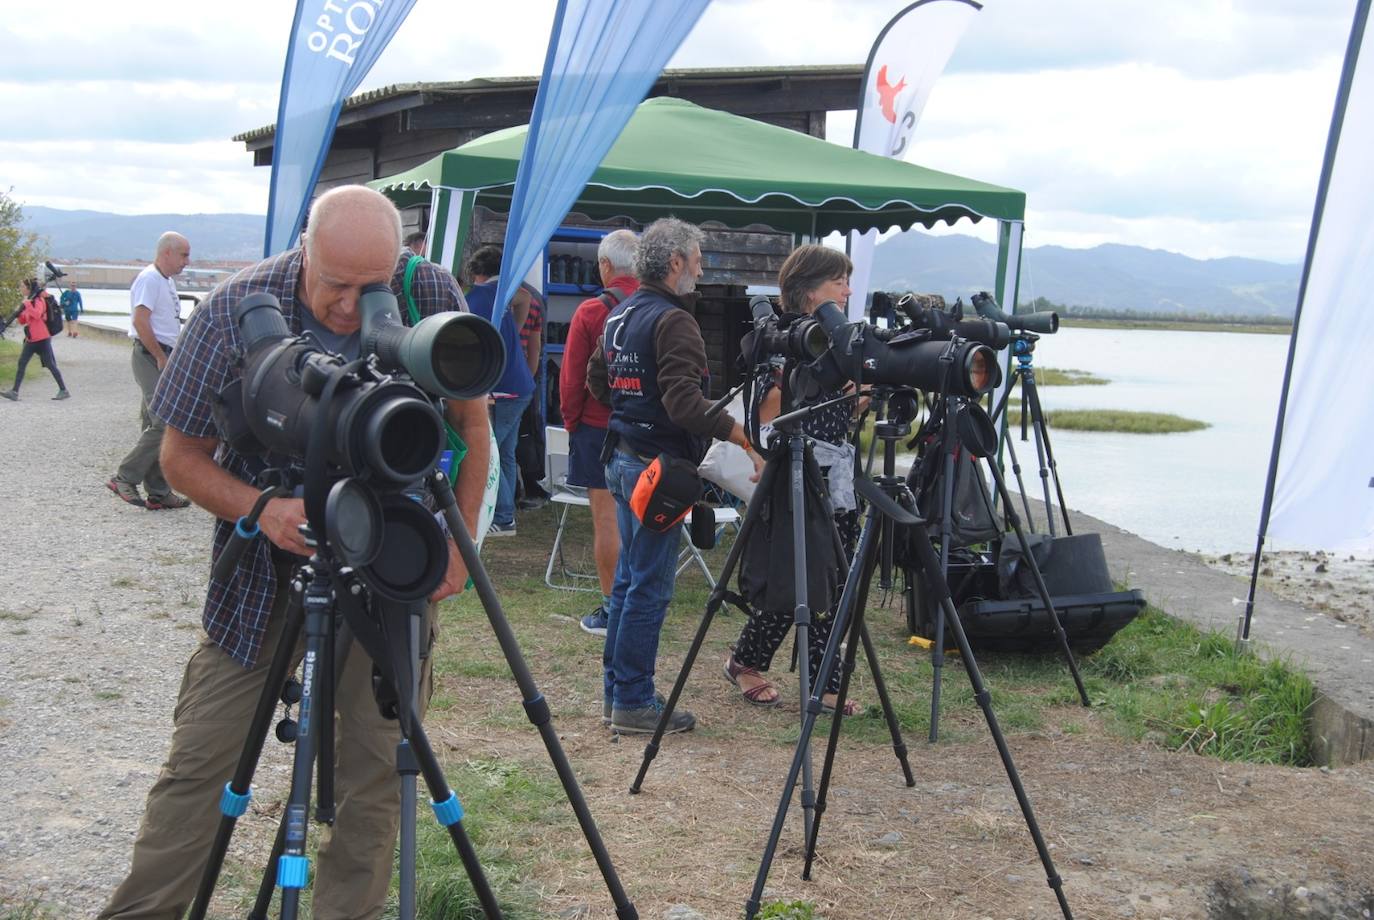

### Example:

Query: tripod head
xmin=1011 ymin=331 xmax=1040 ymax=367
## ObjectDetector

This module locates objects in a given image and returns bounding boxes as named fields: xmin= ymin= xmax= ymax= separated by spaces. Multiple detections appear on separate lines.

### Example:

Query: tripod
xmin=189 ymin=470 xmax=640 ymax=920
xmin=912 ymin=384 xmax=1091 ymax=743
xmin=746 ymin=417 xmax=1074 ymax=920
xmin=630 ymin=391 xmax=916 ymax=834
xmin=989 ymin=332 xmax=1072 ymax=536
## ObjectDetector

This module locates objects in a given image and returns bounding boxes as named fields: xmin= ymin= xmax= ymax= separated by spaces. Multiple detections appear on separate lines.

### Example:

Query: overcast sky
xmin=0 ymin=0 xmax=1357 ymax=262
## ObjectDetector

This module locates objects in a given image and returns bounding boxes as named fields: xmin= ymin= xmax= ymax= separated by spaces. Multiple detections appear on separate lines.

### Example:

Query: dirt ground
xmin=2 ymin=336 xmax=1372 ymax=920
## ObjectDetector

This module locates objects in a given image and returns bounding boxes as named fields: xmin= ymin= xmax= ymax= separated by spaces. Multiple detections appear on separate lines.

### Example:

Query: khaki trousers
xmin=99 ymin=569 xmax=435 ymax=920
xmin=115 ymin=344 xmax=170 ymax=496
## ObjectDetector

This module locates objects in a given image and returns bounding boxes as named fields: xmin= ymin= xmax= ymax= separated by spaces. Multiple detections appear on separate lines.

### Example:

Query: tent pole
xmin=1238 ymin=0 xmax=1371 ymax=651
xmin=991 ymin=219 xmax=1023 ymax=484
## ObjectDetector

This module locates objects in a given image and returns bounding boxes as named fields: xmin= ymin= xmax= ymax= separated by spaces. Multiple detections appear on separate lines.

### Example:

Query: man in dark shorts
xmin=560 ymin=229 xmax=638 ymax=634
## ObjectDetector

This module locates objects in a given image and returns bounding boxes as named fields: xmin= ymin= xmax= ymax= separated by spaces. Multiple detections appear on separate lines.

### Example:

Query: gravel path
xmin=0 ymin=334 xmax=223 ymax=912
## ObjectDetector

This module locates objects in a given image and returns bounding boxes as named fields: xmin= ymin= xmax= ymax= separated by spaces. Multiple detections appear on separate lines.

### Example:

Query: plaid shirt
xmin=150 ymin=249 xmax=468 ymax=668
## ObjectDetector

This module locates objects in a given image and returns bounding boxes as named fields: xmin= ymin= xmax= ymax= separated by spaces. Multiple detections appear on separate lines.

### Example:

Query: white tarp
xmin=1266 ymin=1 xmax=1374 ymax=554
xmin=848 ymin=0 xmax=983 ymax=318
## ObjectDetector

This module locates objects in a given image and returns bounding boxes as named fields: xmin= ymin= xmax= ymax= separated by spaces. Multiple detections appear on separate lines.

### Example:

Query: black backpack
xmin=43 ymin=292 xmax=63 ymax=336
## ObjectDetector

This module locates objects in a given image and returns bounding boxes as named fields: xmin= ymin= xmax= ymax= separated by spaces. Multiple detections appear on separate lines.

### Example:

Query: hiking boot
xmin=106 ymin=477 xmax=145 ymax=507
xmin=580 ymin=607 xmax=608 ymax=637
xmin=0 ymin=390 xmax=17 ymax=401
xmin=146 ymin=492 xmax=191 ymax=511
xmin=52 ymin=389 xmax=70 ymax=400
xmin=486 ymin=520 xmax=517 ymax=538
xmin=611 ymin=698 xmax=695 ymax=735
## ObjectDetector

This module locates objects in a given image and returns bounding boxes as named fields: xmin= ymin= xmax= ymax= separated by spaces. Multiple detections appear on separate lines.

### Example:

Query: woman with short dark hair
xmin=2 ymin=279 xmax=71 ymax=401
xmin=724 ymin=244 xmax=861 ymax=715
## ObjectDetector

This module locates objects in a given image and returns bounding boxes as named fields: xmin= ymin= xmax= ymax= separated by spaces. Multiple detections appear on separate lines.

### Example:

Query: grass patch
xmin=0 ymin=900 xmax=56 ymax=920
xmin=410 ymin=757 xmax=569 ymax=918
xmin=1083 ymin=608 xmax=1314 ymax=764
xmin=758 ymin=900 xmax=819 ymax=919
xmin=1037 ymin=367 xmax=1108 ymax=386
xmin=0 ymin=337 xmax=19 ymax=382
xmin=1043 ymin=409 xmax=1208 ymax=433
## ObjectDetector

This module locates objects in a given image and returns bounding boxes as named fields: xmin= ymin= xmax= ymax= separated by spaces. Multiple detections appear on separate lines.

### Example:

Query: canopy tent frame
xmin=371 ymin=97 xmax=1025 ymax=304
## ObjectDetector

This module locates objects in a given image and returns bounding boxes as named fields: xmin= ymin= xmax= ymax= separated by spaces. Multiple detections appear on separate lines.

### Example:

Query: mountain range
xmin=23 ymin=206 xmax=1300 ymax=318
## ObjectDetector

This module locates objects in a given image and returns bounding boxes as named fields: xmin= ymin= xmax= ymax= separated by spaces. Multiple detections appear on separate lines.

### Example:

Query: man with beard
xmin=587 ymin=218 xmax=761 ymax=734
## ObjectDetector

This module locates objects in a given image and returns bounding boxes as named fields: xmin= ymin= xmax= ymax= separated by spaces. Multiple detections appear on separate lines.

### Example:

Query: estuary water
xmin=78 ymin=289 xmax=1289 ymax=554
xmin=996 ymin=326 xmax=1290 ymax=554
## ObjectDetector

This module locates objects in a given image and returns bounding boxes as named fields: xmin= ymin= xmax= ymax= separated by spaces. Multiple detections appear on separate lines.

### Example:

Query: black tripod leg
xmin=1022 ymin=372 xmax=1073 ymax=535
xmin=802 ymin=596 xmax=867 ymax=881
xmin=743 ymin=507 xmax=880 ymax=920
xmin=907 ymin=524 xmax=1074 ymax=920
xmin=1020 ymin=372 xmax=1063 ymax=537
xmin=984 ymin=461 xmax=1091 ymax=707
xmin=278 ymin=564 xmax=336 ymax=920
xmin=929 ymin=416 xmax=959 ymax=744
xmin=631 ymin=453 xmax=781 ymax=794
xmin=188 ymin=576 xmax=306 ymax=920
xmin=430 ymin=474 xmax=639 ymax=920
xmin=405 ymin=719 xmax=504 ymax=918
xmin=1000 ymin=393 xmax=1039 ymax=533
xmin=859 ymin=622 xmax=914 ymax=785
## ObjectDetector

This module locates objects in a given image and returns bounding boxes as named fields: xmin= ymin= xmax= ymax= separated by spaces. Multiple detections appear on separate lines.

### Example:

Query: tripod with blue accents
xmin=187 ymin=523 xmax=499 ymax=919
xmin=187 ymin=468 xmax=640 ymax=920
xmin=989 ymin=332 xmax=1073 ymax=537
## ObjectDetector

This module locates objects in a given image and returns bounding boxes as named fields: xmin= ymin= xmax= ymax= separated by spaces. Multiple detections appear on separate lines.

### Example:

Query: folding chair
xmin=675 ymin=482 xmax=743 ymax=583
xmin=544 ymin=426 xmax=600 ymax=592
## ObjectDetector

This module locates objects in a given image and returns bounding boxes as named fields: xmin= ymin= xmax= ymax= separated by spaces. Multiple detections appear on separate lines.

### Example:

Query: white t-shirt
xmin=128 ymin=263 xmax=181 ymax=348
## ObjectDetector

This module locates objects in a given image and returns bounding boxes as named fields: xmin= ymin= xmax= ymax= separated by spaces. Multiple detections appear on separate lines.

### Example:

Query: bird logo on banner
xmin=876 ymin=65 xmax=908 ymax=123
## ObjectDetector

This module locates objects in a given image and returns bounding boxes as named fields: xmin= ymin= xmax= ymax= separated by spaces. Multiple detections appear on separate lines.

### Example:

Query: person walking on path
xmin=106 ymin=231 xmax=192 ymax=510
xmin=1 ymin=278 xmax=71 ymax=401
xmin=60 ymin=279 xmax=83 ymax=337
xmin=560 ymin=228 xmax=639 ymax=637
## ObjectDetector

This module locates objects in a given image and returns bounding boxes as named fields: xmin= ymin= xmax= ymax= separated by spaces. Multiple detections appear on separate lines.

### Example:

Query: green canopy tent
xmin=370 ymin=97 xmax=1028 ymax=317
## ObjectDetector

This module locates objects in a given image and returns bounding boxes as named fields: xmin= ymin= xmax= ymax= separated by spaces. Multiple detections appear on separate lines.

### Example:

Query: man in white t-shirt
xmin=107 ymin=231 xmax=192 ymax=510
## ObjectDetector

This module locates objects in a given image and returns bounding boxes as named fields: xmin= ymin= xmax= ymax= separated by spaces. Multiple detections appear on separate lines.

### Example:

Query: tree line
xmin=1018 ymin=296 xmax=1292 ymax=327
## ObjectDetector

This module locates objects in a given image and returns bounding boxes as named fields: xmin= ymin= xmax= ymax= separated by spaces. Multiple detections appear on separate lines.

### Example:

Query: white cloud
xmin=0 ymin=0 xmax=1361 ymax=261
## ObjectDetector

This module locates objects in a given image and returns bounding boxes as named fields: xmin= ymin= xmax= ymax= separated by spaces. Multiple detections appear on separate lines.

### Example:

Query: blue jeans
xmin=490 ymin=392 xmax=533 ymax=527
xmin=603 ymin=451 xmax=682 ymax=709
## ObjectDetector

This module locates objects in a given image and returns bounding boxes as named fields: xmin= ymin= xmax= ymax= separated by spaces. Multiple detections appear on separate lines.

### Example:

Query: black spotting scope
xmin=970 ymin=290 xmax=1059 ymax=335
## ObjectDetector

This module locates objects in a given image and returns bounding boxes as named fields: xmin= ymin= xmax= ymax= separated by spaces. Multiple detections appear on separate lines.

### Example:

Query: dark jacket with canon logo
xmin=587 ymin=280 xmax=736 ymax=463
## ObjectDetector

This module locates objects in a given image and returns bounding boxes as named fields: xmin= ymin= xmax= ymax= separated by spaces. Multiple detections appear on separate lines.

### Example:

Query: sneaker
xmin=52 ymin=389 xmax=70 ymax=401
xmin=145 ymin=492 xmax=191 ymax=511
xmin=611 ymin=699 xmax=695 ymax=735
xmin=106 ymin=477 xmax=145 ymax=507
xmin=486 ymin=521 xmax=517 ymax=538
xmin=604 ymin=691 xmax=664 ymax=725
xmin=516 ymin=495 xmax=547 ymax=511
xmin=0 ymin=390 xmax=17 ymax=401
xmin=580 ymin=608 xmax=608 ymax=637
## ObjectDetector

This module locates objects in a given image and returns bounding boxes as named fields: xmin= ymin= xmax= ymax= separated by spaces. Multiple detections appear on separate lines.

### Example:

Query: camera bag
xmin=630 ymin=453 xmax=701 ymax=533
xmin=737 ymin=447 xmax=841 ymax=614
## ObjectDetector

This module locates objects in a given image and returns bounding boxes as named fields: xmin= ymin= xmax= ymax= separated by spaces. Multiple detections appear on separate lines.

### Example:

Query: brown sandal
xmin=724 ymin=655 xmax=781 ymax=708
xmin=821 ymin=694 xmax=861 ymax=717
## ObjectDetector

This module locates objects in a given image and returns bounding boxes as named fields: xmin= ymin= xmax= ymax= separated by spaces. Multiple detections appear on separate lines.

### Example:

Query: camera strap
xmin=402 ymin=255 xmax=468 ymax=486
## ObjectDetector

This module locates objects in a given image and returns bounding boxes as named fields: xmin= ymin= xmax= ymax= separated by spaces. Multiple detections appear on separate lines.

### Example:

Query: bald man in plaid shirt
xmin=100 ymin=186 xmax=490 ymax=920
